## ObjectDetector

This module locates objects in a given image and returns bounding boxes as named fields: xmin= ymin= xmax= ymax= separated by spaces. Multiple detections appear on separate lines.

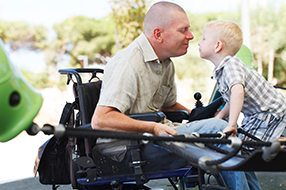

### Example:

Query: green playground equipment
xmin=236 ymin=44 xmax=254 ymax=70
xmin=0 ymin=39 xmax=43 ymax=142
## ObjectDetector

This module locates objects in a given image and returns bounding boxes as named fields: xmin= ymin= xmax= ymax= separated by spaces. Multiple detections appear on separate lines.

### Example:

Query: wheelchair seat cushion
xmin=92 ymin=142 xmax=189 ymax=177
xmin=95 ymin=139 xmax=131 ymax=162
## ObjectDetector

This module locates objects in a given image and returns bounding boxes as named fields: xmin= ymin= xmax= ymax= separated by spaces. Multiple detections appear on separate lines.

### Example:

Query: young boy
xmin=198 ymin=20 xmax=286 ymax=154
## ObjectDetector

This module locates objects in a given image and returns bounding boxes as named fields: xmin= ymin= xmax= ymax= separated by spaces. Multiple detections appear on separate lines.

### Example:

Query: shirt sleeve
xmin=98 ymin=61 xmax=137 ymax=114
xmin=224 ymin=57 xmax=246 ymax=88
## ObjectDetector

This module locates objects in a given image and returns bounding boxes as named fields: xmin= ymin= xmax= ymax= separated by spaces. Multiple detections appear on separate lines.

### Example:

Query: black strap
xmin=59 ymin=102 xmax=75 ymax=125
xmin=128 ymin=140 xmax=148 ymax=186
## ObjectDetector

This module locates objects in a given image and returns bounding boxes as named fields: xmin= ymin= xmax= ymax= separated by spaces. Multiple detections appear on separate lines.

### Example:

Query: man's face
xmin=198 ymin=27 xmax=217 ymax=60
xmin=162 ymin=12 xmax=194 ymax=58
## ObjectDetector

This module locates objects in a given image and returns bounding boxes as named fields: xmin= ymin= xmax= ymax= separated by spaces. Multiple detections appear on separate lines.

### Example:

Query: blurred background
xmin=1 ymin=0 xmax=286 ymax=187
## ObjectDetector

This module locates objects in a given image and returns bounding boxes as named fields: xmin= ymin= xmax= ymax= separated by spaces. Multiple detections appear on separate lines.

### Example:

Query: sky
xmin=0 ymin=0 xmax=282 ymax=71
xmin=0 ymin=0 xmax=246 ymax=71
xmin=0 ymin=0 xmax=242 ymax=28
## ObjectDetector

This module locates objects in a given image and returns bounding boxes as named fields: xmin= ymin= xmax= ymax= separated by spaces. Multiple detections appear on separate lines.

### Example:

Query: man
xmin=91 ymin=1 xmax=260 ymax=190
xmin=91 ymin=1 xmax=226 ymax=135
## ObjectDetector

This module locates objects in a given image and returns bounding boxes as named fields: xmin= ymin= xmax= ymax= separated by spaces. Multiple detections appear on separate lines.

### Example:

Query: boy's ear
xmin=154 ymin=27 xmax=163 ymax=42
xmin=214 ymin=40 xmax=224 ymax=53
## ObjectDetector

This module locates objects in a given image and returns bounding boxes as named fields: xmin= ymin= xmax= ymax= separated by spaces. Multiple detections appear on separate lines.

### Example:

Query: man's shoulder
xmin=105 ymin=48 xmax=145 ymax=78
xmin=106 ymin=33 xmax=156 ymax=71
xmin=114 ymin=39 xmax=143 ymax=60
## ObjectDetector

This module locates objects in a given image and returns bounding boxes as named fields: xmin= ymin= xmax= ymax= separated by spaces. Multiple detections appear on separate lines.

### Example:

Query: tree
xmin=110 ymin=0 xmax=152 ymax=50
xmin=51 ymin=15 xmax=116 ymax=67
xmin=0 ymin=20 xmax=48 ymax=51
xmin=250 ymin=2 xmax=286 ymax=86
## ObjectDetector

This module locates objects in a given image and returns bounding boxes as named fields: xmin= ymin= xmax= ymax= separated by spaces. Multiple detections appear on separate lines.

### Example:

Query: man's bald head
xmin=144 ymin=1 xmax=186 ymax=37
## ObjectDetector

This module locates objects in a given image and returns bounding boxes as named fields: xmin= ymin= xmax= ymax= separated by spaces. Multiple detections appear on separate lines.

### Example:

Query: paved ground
xmin=1 ymin=132 xmax=286 ymax=189
xmin=0 ymin=177 xmax=172 ymax=190
xmin=1 ymin=172 xmax=286 ymax=190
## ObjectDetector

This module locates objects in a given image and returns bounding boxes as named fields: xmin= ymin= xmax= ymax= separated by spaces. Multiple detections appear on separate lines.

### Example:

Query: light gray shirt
xmin=98 ymin=33 xmax=177 ymax=115
xmin=96 ymin=33 xmax=177 ymax=162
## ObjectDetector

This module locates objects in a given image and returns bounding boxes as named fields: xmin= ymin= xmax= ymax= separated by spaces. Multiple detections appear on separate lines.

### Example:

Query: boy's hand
xmin=223 ymin=125 xmax=237 ymax=137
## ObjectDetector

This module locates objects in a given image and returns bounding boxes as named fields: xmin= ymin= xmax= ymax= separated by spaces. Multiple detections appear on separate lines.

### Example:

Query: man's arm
xmin=159 ymin=102 xmax=192 ymax=114
xmin=91 ymin=105 xmax=178 ymax=136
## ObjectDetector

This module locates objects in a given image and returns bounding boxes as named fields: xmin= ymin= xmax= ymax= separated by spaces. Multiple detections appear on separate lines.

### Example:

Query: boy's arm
xmin=223 ymin=83 xmax=244 ymax=136
xmin=214 ymin=103 xmax=229 ymax=119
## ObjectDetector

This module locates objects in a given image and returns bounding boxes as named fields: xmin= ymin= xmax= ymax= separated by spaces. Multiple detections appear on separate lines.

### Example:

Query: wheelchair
xmin=33 ymin=45 xmax=286 ymax=190
xmin=34 ymin=67 xmax=229 ymax=190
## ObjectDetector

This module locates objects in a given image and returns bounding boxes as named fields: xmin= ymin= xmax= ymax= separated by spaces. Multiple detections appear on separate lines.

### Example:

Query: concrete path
xmin=1 ymin=131 xmax=286 ymax=190
xmin=1 ymin=172 xmax=286 ymax=190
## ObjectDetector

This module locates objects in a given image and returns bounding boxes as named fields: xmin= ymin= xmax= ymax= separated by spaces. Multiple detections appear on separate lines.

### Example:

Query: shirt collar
xmin=137 ymin=33 xmax=172 ymax=65
xmin=137 ymin=33 xmax=158 ymax=63
xmin=211 ymin=55 xmax=233 ymax=79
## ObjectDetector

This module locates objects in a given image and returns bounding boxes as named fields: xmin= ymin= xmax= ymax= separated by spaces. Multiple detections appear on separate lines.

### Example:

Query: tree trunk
xmin=241 ymin=0 xmax=251 ymax=48
xmin=268 ymin=49 xmax=275 ymax=84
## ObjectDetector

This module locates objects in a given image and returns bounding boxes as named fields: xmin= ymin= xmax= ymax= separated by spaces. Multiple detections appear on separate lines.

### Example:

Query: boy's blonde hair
xmin=205 ymin=20 xmax=243 ymax=56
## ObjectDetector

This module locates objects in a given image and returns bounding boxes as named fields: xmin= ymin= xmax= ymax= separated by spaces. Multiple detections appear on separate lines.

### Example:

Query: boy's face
xmin=198 ymin=27 xmax=217 ymax=61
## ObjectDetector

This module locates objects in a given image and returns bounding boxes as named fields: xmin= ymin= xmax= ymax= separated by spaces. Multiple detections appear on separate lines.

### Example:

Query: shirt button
xmin=156 ymin=70 xmax=160 ymax=74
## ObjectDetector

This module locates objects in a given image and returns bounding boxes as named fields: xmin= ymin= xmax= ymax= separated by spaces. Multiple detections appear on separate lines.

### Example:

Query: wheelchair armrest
xmin=128 ymin=111 xmax=165 ymax=122
xmin=78 ymin=112 xmax=166 ymax=130
xmin=163 ymin=110 xmax=189 ymax=123
xmin=188 ymin=96 xmax=224 ymax=122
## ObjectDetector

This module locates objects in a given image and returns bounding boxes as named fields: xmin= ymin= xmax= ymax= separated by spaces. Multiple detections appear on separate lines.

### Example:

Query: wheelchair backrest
xmin=59 ymin=68 xmax=104 ymax=126
xmin=77 ymin=81 xmax=102 ymax=124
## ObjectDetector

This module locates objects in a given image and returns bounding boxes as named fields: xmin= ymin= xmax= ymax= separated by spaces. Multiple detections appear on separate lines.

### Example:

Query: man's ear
xmin=214 ymin=40 xmax=224 ymax=53
xmin=153 ymin=27 xmax=163 ymax=42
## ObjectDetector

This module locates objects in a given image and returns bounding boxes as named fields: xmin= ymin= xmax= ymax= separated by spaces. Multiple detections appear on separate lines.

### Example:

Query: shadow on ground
xmin=1 ymin=172 xmax=286 ymax=190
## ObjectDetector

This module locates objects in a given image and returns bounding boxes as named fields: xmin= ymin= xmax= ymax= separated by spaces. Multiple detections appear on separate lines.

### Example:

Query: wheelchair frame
xmin=33 ymin=67 xmax=286 ymax=190
xmin=49 ymin=67 xmax=227 ymax=190
xmin=30 ymin=44 xmax=286 ymax=190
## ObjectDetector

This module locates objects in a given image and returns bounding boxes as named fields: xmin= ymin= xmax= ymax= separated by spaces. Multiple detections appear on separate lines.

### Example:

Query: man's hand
xmin=223 ymin=124 xmax=237 ymax=137
xmin=153 ymin=123 xmax=178 ymax=136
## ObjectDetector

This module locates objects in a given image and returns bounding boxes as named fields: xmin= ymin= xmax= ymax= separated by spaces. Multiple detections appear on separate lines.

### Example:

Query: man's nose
xmin=187 ymin=30 xmax=194 ymax=40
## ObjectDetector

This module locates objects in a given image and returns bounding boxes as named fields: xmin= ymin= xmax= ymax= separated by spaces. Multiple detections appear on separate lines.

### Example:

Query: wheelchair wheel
xmin=84 ymin=183 xmax=151 ymax=190
xmin=84 ymin=184 xmax=112 ymax=190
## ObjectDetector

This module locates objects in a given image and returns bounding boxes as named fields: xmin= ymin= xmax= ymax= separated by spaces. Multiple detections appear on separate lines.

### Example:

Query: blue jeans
xmin=175 ymin=118 xmax=261 ymax=190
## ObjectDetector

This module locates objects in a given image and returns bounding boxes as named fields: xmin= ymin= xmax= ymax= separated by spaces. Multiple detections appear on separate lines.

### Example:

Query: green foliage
xmin=250 ymin=2 xmax=286 ymax=85
xmin=52 ymin=15 xmax=116 ymax=66
xmin=110 ymin=0 xmax=152 ymax=48
xmin=21 ymin=70 xmax=54 ymax=89
xmin=3 ymin=1 xmax=286 ymax=90
xmin=21 ymin=69 xmax=67 ymax=90
xmin=0 ymin=20 xmax=48 ymax=51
